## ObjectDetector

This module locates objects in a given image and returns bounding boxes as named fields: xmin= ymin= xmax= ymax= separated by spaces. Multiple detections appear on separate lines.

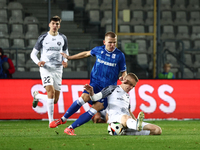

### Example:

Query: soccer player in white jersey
xmin=84 ymin=73 xmax=162 ymax=135
xmin=30 ymin=16 xmax=68 ymax=125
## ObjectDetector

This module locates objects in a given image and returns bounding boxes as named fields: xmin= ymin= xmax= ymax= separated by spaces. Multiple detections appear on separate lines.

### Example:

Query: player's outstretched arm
xmin=60 ymin=50 xmax=91 ymax=60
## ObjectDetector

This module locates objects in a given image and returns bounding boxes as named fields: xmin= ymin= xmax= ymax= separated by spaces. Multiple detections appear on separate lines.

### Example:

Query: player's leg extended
xmin=63 ymin=93 xmax=90 ymax=119
xmin=32 ymin=87 xmax=55 ymax=124
xmin=143 ymin=123 xmax=162 ymax=135
xmin=45 ymin=85 xmax=55 ymax=124
xmin=54 ymin=90 xmax=60 ymax=104
xmin=124 ymin=122 xmax=161 ymax=136
xmin=63 ymin=82 xmax=102 ymax=120
xmin=71 ymin=101 xmax=104 ymax=128
xmin=64 ymin=102 xmax=104 ymax=135
xmin=49 ymin=93 xmax=90 ymax=128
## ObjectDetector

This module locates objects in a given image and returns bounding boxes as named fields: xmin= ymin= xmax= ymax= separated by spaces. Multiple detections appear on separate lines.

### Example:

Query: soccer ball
xmin=107 ymin=122 xmax=124 ymax=135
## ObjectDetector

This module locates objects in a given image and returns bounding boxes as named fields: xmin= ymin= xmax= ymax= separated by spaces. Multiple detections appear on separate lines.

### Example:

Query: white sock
xmin=61 ymin=116 xmax=67 ymax=122
xmin=134 ymin=130 xmax=150 ymax=135
xmin=47 ymin=98 xmax=54 ymax=124
xmin=35 ymin=93 xmax=48 ymax=102
xmin=140 ymin=130 xmax=150 ymax=135
xmin=89 ymin=107 xmax=97 ymax=115
xmin=125 ymin=130 xmax=150 ymax=136
xmin=126 ymin=118 xmax=137 ymax=130
xmin=78 ymin=97 xmax=85 ymax=106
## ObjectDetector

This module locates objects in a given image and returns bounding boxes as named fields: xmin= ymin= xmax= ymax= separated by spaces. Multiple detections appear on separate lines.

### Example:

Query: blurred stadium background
xmin=1 ymin=0 xmax=200 ymax=79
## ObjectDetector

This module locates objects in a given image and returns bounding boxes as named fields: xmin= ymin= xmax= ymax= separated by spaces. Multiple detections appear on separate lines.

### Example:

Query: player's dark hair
xmin=105 ymin=31 xmax=117 ymax=38
xmin=50 ymin=16 xmax=61 ymax=23
xmin=127 ymin=73 xmax=139 ymax=82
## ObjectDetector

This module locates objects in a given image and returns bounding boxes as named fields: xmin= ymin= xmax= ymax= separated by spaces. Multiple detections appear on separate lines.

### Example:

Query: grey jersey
xmin=34 ymin=32 xmax=69 ymax=70
xmin=101 ymin=85 xmax=131 ymax=116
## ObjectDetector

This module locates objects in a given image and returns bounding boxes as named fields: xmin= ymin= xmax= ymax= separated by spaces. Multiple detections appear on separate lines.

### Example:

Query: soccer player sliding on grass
xmin=84 ymin=73 xmax=162 ymax=136
xmin=51 ymin=73 xmax=162 ymax=135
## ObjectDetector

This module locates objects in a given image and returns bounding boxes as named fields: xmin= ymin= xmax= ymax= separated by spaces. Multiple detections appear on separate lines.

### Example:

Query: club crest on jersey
xmin=101 ymin=51 xmax=104 ymax=54
xmin=112 ymin=54 xmax=116 ymax=59
xmin=57 ymin=42 xmax=61 ymax=46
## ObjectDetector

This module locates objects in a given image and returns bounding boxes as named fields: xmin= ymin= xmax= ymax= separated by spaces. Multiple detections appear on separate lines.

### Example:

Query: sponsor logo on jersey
xmin=106 ymin=53 xmax=110 ymax=57
xmin=97 ymin=58 xmax=117 ymax=67
xmin=57 ymin=42 xmax=61 ymax=46
xmin=112 ymin=54 xmax=116 ymax=59
xmin=117 ymin=97 xmax=124 ymax=101
xmin=47 ymin=47 xmax=60 ymax=52
xmin=52 ymin=38 xmax=56 ymax=41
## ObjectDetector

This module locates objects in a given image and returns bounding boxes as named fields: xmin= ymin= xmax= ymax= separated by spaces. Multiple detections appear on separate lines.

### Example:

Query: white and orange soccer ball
xmin=107 ymin=122 xmax=124 ymax=135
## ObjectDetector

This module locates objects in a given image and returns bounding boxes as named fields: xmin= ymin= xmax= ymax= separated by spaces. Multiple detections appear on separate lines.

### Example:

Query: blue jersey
xmin=90 ymin=45 xmax=126 ymax=88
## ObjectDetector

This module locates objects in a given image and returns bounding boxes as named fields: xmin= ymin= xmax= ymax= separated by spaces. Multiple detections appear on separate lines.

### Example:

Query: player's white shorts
xmin=40 ymin=67 xmax=62 ymax=91
xmin=108 ymin=114 xmax=149 ymax=128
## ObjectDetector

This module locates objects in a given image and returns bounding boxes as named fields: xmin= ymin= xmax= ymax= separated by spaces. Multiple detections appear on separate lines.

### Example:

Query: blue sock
xmin=71 ymin=108 xmax=97 ymax=129
xmin=64 ymin=98 xmax=84 ymax=119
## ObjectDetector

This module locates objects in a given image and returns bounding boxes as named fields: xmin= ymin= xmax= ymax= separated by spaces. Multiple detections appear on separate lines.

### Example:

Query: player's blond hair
xmin=126 ymin=73 xmax=139 ymax=82
xmin=105 ymin=31 xmax=117 ymax=38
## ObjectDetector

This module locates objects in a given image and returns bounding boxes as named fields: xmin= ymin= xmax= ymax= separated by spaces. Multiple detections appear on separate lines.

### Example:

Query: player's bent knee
xmin=81 ymin=93 xmax=90 ymax=102
xmin=156 ymin=126 xmax=162 ymax=135
xmin=144 ymin=124 xmax=162 ymax=135
xmin=92 ymin=102 xmax=104 ymax=111
xmin=151 ymin=126 xmax=162 ymax=135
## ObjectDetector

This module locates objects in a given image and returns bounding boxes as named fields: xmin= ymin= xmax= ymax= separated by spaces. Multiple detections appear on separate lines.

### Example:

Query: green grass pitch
xmin=0 ymin=120 xmax=200 ymax=150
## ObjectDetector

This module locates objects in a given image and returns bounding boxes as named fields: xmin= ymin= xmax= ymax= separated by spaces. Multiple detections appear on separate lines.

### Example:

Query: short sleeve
xmin=119 ymin=52 xmax=126 ymax=72
xmin=61 ymin=34 xmax=68 ymax=51
xmin=90 ymin=46 xmax=98 ymax=57
xmin=34 ymin=33 xmax=47 ymax=51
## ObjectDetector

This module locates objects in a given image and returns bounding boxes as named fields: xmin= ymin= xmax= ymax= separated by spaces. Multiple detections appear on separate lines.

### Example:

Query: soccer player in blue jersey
xmin=49 ymin=32 xmax=127 ymax=135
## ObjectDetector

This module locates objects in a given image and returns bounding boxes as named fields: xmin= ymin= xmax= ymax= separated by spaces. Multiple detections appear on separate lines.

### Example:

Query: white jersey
xmin=101 ymin=85 xmax=131 ymax=117
xmin=34 ymin=32 xmax=69 ymax=70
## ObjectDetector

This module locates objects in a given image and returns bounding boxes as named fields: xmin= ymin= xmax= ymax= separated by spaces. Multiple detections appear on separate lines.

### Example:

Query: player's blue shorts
xmin=83 ymin=82 xmax=108 ymax=110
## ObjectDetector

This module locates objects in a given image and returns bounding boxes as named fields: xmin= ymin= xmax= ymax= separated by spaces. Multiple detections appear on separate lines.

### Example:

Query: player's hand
xmin=122 ymin=79 xmax=129 ymax=84
xmin=62 ymin=61 xmax=68 ymax=68
xmin=119 ymin=76 xmax=129 ymax=84
xmin=84 ymin=84 xmax=94 ymax=95
xmin=38 ymin=61 xmax=45 ymax=67
xmin=60 ymin=52 xmax=69 ymax=59
xmin=119 ymin=76 xmax=124 ymax=82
